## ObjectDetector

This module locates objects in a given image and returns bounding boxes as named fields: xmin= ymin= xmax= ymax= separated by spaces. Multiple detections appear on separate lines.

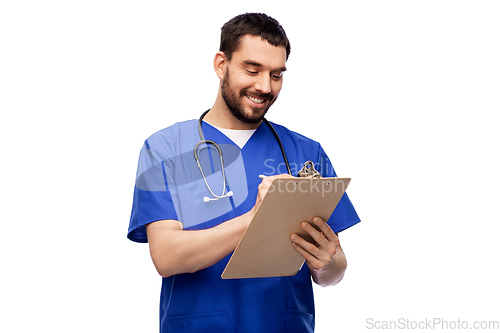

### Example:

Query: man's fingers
xmin=290 ymin=236 xmax=328 ymax=271
xmin=256 ymin=174 xmax=294 ymax=205
xmin=291 ymin=232 xmax=324 ymax=260
xmin=291 ymin=218 xmax=340 ymax=271
xmin=312 ymin=217 xmax=338 ymax=243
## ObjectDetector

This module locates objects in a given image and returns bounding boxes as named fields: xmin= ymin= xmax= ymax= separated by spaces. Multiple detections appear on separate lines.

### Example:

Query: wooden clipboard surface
xmin=221 ymin=177 xmax=350 ymax=279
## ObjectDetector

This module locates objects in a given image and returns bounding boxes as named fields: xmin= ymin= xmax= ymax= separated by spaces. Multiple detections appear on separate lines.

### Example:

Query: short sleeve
xmin=127 ymin=140 xmax=179 ymax=243
xmin=316 ymin=145 xmax=361 ymax=233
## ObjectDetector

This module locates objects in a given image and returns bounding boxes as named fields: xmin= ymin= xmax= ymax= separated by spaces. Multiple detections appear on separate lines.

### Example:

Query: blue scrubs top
xmin=128 ymin=119 xmax=360 ymax=333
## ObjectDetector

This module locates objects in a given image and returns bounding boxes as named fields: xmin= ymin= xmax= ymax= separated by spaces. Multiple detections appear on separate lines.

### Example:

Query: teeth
xmin=247 ymin=95 xmax=265 ymax=104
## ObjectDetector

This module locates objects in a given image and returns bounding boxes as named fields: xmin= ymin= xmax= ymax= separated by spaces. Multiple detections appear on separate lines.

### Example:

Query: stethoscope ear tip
xmin=203 ymin=197 xmax=210 ymax=202
xmin=227 ymin=191 xmax=234 ymax=197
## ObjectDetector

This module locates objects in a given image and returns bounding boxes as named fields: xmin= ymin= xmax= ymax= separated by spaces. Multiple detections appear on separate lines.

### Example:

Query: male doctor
xmin=128 ymin=12 xmax=360 ymax=333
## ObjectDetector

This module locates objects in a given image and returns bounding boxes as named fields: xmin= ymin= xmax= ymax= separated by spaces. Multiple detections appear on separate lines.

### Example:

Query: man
xmin=128 ymin=13 xmax=360 ymax=333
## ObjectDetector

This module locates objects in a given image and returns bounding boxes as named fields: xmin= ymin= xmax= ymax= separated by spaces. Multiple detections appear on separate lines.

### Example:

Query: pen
xmin=258 ymin=175 xmax=267 ymax=179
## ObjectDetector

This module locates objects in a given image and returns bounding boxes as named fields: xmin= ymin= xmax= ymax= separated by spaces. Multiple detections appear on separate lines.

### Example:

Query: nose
xmin=254 ymin=74 xmax=272 ymax=94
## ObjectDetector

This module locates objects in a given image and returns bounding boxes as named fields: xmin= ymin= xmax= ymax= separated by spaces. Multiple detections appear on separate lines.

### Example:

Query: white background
xmin=1 ymin=1 xmax=499 ymax=332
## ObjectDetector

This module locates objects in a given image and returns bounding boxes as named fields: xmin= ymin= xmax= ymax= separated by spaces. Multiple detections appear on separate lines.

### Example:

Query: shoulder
xmin=267 ymin=121 xmax=332 ymax=175
xmin=136 ymin=119 xmax=198 ymax=162
xmin=142 ymin=119 xmax=197 ymax=152
xmin=145 ymin=119 xmax=197 ymax=146
xmin=268 ymin=121 xmax=322 ymax=150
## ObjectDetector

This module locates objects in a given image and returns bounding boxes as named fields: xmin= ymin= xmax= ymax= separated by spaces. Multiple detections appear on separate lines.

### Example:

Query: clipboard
xmin=221 ymin=177 xmax=350 ymax=279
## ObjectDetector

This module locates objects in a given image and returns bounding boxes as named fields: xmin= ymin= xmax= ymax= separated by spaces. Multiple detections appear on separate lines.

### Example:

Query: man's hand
xmin=290 ymin=216 xmax=347 ymax=286
xmin=254 ymin=174 xmax=294 ymax=211
xmin=290 ymin=217 xmax=339 ymax=270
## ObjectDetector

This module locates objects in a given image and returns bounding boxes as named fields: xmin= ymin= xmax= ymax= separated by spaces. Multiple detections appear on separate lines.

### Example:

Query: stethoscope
xmin=194 ymin=109 xmax=292 ymax=202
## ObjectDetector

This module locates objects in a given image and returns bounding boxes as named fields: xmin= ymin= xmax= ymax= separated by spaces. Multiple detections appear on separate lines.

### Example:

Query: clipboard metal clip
xmin=297 ymin=161 xmax=322 ymax=178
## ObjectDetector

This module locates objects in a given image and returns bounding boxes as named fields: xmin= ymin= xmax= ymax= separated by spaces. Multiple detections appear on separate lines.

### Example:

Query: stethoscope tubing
xmin=195 ymin=110 xmax=291 ymax=202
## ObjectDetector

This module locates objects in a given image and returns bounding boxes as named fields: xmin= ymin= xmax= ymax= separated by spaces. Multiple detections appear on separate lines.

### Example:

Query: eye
xmin=246 ymin=70 xmax=258 ymax=75
xmin=272 ymin=73 xmax=283 ymax=80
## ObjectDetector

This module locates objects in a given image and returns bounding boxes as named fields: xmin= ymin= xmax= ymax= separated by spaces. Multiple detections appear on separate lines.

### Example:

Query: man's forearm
xmin=146 ymin=209 xmax=254 ymax=278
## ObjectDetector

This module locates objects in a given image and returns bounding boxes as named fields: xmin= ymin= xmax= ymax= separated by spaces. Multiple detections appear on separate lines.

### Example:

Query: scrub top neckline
xmin=208 ymin=123 xmax=257 ymax=149
xmin=202 ymin=120 xmax=263 ymax=150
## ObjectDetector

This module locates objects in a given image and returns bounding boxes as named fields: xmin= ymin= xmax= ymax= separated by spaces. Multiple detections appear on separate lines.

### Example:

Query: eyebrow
xmin=243 ymin=60 xmax=287 ymax=72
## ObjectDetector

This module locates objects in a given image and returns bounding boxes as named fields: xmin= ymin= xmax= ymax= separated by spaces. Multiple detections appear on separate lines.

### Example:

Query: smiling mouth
xmin=246 ymin=94 xmax=266 ymax=105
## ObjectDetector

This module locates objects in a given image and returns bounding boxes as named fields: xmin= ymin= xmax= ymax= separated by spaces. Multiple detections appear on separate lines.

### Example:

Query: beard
xmin=220 ymin=69 xmax=276 ymax=124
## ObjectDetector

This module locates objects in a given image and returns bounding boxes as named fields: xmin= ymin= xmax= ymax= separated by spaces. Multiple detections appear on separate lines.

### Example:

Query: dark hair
xmin=220 ymin=13 xmax=291 ymax=61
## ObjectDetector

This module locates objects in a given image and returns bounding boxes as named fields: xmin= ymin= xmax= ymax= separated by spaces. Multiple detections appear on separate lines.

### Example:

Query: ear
xmin=213 ymin=51 xmax=227 ymax=80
